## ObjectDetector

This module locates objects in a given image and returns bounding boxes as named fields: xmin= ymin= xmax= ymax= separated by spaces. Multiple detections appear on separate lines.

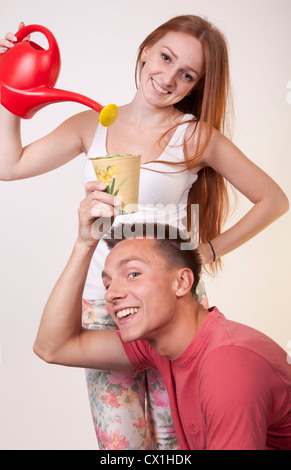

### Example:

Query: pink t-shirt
xmin=117 ymin=307 xmax=291 ymax=450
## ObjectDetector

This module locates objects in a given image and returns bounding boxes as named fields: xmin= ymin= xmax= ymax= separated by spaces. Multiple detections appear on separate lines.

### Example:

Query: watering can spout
xmin=0 ymin=83 xmax=118 ymax=126
xmin=0 ymin=84 xmax=104 ymax=118
xmin=33 ymin=86 xmax=106 ymax=113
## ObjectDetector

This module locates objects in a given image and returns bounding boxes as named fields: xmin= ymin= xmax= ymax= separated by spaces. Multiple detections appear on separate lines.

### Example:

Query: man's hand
xmin=77 ymin=181 xmax=121 ymax=248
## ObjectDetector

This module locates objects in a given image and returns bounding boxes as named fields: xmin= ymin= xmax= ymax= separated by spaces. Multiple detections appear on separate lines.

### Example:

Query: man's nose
xmin=104 ymin=282 xmax=127 ymax=303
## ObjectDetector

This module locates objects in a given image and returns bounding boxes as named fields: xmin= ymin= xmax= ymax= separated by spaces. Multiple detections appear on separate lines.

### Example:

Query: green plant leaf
xmin=117 ymin=178 xmax=127 ymax=189
xmin=110 ymin=177 xmax=115 ymax=194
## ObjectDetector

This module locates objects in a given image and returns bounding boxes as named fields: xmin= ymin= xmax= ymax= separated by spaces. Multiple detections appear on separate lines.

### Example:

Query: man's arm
xmin=33 ymin=181 xmax=134 ymax=371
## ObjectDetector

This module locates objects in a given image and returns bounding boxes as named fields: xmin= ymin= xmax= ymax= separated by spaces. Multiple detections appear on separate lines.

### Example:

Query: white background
xmin=0 ymin=0 xmax=290 ymax=450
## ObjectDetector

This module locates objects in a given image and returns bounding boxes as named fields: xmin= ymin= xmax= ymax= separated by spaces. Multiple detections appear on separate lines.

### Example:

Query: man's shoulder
xmin=205 ymin=307 xmax=285 ymax=354
xmin=200 ymin=308 xmax=291 ymax=386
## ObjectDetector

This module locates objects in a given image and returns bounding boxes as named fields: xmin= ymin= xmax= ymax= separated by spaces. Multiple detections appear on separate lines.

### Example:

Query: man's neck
xmin=149 ymin=300 xmax=209 ymax=360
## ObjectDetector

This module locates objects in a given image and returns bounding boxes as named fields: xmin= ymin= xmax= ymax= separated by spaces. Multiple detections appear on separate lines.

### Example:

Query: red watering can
xmin=0 ymin=24 xmax=118 ymax=126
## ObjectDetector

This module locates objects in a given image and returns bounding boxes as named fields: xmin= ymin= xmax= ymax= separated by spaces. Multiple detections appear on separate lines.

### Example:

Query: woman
xmin=0 ymin=15 xmax=288 ymax=450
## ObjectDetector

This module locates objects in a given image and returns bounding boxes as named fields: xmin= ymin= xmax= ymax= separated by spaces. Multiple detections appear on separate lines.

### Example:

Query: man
xmin=34 ymin=182 xmax=291 ymax=450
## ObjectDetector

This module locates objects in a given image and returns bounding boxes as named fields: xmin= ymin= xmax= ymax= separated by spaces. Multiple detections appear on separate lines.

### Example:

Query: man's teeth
xmin=116 ymin=307 xmax=139 ymax=319
xmin=152 ymin=78 xmax=169 ymax=94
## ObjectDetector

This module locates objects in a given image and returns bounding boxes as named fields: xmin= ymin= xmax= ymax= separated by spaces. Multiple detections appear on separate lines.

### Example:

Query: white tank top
xmin=82 ymin=113 xmax=198 ymax=299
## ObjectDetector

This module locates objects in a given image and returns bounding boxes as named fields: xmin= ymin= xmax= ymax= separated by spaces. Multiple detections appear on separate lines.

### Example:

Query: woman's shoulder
xmin=71 ymin=110 xmax=99 ymax=154
xmin=183 ymin=120 xmax=210 ymax=165
xmin=184 ymin=120 xmax=228 ymax=165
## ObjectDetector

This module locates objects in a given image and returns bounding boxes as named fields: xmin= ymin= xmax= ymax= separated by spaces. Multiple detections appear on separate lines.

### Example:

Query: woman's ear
xmin=175 ymin=268 xmax=194 ymax=297
xmin=141 ymin=46 xmax=149 ymax=62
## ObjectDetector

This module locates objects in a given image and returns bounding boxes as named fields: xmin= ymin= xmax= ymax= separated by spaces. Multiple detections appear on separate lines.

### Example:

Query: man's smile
xmin=115 ymin=306 xmax=140 ymax=319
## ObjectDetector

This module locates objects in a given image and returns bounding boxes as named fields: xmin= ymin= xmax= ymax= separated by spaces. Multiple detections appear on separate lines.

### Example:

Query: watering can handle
xmin=15 ymin=24 xmax=58 ymax=52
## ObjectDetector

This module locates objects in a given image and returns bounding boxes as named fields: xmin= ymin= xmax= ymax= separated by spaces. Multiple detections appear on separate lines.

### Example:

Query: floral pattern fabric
xmin=82 ymin=280 xmax=208 ymax=450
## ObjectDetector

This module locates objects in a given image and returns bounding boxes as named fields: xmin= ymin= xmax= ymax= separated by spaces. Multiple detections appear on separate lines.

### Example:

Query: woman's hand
xmin=0 ymin=22 xmax=29 ymax=54
xmin=77 ymin=181 xmax=121 ymax=248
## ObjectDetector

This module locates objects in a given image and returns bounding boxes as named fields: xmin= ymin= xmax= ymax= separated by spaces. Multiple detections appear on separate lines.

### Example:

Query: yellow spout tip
xmin=99 ymin=104 xmax=119 ymax=127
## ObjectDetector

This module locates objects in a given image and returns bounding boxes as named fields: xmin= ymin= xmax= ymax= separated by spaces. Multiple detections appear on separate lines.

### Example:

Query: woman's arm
xmin=198 ymin=129 xmax=289 ymax=263
xmin=0 ymin=106 xmax=98 ymax=181
xmin=0 ymin=25 xmax=99 ymax=181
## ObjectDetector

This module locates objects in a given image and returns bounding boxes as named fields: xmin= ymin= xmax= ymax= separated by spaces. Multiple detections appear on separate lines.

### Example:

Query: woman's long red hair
xmin=135 ymin=15 xmax=233 ymax=273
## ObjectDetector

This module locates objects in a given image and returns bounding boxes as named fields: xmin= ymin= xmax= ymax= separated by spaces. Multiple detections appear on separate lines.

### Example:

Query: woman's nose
xmin=163 ymin=68 xmax=177 ymax=88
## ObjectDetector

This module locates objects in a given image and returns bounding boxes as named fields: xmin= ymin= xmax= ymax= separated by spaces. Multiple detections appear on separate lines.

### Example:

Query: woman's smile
xmin=151 ymin=77 xmax=171 ymax=95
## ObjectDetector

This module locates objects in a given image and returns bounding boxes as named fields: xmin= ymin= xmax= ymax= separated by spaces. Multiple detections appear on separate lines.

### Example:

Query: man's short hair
xmin=104 ymin=223 xmax=202 ymax=298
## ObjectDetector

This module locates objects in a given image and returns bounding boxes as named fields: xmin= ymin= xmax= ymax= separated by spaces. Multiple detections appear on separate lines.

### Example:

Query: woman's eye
xmin=182 ymin=72 xmax=194 ymax=82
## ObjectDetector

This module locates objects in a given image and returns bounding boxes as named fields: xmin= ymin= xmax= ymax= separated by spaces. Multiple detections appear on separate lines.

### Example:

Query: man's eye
xmin=128 ymin=272 xmax=140 ymax=279
xmin=161 ymin=53 xmax=170 ymax=62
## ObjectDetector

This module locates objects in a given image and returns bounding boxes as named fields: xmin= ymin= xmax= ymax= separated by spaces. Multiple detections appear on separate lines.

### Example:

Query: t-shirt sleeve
xmin=199 ymin=346 xmax=273 ymax=450
xmin=115 ymin=331 xmax=157 ymax=371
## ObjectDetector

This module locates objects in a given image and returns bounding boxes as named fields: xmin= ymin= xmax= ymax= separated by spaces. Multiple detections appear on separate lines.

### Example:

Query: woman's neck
xmin=121 ymin=91 xmax=182 ymax=130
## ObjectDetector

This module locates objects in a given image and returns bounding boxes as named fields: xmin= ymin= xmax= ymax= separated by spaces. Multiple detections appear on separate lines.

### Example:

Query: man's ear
xmin=175 ymin=268 xmax=194 ymax=297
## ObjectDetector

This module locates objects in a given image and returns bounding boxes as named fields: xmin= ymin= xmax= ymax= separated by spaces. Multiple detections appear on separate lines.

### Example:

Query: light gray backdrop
xmin=0 ymin=0 xmax=290 ymax=450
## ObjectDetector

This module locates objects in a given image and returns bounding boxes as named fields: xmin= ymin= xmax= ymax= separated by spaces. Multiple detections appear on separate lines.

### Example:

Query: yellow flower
xmin=96 ymin=166 xmax=118 ymax=185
